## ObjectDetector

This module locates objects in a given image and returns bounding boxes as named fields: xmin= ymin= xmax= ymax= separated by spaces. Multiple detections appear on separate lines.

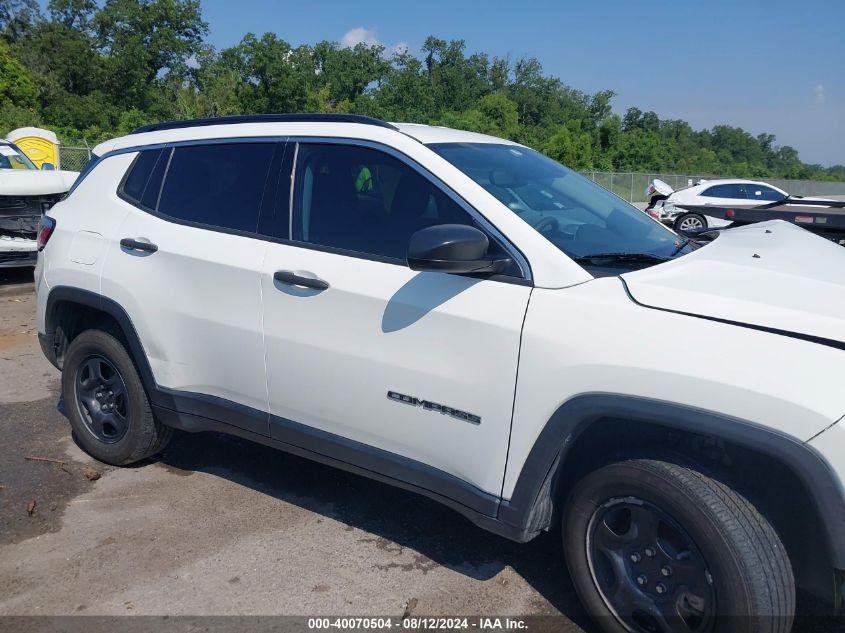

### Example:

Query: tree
xmin=0 ymin=13 xmax=838 ymax=181
xmin=95 ymin=0 xmax=207 ymax=109
xmin=542 ymin=125 xmax=592 ymax=170
xmin=0 ymin=0 xmax=40 ymax=42
xmin=48 ymin=0 xmax=96 ymax=31
xmin=0 ymin=40 xmax=35 ymax=108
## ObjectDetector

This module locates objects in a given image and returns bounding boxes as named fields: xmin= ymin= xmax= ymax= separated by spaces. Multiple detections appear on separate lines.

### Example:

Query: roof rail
xmin=131 ymin=113 xmax=398 ymax=134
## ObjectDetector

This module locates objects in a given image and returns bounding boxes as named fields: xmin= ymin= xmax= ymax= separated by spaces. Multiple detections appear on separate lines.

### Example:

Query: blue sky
xmin=184 ymin=1 xmax=841 ymax=166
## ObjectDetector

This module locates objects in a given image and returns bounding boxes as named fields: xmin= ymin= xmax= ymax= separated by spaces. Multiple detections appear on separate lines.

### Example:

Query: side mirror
xmin=407 ymin=224 xmax=509 ymax=274
xmin=41 ymin=163 xmax=56 ymax=171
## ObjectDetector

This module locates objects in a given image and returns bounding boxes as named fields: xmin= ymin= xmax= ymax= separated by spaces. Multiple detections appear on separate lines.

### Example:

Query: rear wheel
xmin=62 ymin=329 xmax=172 ymax=465
xmin=563 ymin=459 xmax=794 ymax=633
xmin=675 ymin=214 xmax=706 ymax=233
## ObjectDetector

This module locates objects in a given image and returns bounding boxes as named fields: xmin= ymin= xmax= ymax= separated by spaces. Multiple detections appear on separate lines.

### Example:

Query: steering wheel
xmin=533 ymin=216 xmax=559 ymax=233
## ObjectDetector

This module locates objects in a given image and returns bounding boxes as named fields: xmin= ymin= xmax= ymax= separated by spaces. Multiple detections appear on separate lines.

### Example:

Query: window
xmin=430 ymin=142 xmax=687 ymax=263
xmin=0 ymin=143 xmax=37 ymax=170
xmin=745 ymin=185 xmax=784 ymax=202
xmin=701 ymin=184 xmax=747 ymax=199
xmin=121 ymin=148 xmax=166 ymax=209
xmin=292 ymin=144 xmax=478 ymax=260
xmin=157 ymin=143 xmax=275 ymax=233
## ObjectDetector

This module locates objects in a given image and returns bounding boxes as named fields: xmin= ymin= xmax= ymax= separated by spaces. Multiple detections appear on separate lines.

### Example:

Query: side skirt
xmin=151 ymin=401 xmax=535 ymax=543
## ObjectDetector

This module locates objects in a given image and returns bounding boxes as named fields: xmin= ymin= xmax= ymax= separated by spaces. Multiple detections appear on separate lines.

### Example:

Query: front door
xmin=260 ymin=141 xmax=531 ymax=504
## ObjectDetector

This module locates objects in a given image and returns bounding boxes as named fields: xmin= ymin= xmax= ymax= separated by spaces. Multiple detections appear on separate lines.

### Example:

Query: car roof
xmin=392 ymin=123 xmax=519 ymax=146
xmin=695 ymin=179 xmax=776 ymax=187
xmin=93 ymin=117 xmax=517 ymax=156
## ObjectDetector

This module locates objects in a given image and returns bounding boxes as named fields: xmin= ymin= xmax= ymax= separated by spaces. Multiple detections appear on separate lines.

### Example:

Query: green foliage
xmin=0 ymin=1 xmax=839 ymax=180
xmin=0 ymin=40 xmax=35 ymax=108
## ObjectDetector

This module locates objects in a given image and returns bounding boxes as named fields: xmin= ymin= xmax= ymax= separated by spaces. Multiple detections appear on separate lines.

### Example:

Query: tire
xmin=563 ymin=459 xmax=794 ymax=633
xmin=675 ymin=213 xmax=707 ymax=233
xmin=61 ymin=329 xmax=172 ymax=465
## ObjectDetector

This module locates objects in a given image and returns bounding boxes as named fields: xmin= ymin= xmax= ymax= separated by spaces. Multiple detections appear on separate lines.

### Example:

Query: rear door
xmin=259 ymin=140 xmax=532 ymax=504
xmin=101 ymin=140 xmax=285 ymax=434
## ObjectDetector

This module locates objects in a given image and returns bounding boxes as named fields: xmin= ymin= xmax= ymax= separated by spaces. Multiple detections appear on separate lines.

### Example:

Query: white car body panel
xmin=39 ymin=154 xmax=133 ymax=316
xmin=262 ymin=245 xmax=530 ymax=494
xmin=504 ymin=274 xmax=845 ymax=498
xmin=0 ymin=168 xmax=78 ymax=195
xmin=622 ymin=221 xmax=845 ymax=344
xmin=99 ymin=199 xmax=270 ymax=415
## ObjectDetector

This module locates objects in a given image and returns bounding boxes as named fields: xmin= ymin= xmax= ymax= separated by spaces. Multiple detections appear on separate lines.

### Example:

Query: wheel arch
xmin=43 ymin=286 xmax=171 ymax=410
xmin=499 ymin=394 xmax=845 ymax=600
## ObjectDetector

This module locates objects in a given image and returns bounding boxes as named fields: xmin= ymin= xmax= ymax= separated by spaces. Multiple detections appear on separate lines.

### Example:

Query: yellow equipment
xmin=6 ymin=127 xmax=61 ymax=169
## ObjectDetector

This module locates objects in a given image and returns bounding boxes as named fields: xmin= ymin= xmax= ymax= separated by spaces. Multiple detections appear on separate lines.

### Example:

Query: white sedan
xmin=645 ymin=178 xmax=831 ymax=232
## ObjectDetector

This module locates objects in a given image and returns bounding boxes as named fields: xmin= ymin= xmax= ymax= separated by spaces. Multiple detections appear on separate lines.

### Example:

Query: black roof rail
xmin=131 ymin=113 xmax=398 ymax=134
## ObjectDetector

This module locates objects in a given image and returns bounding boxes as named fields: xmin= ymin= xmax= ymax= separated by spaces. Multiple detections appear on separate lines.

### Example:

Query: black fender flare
xmin=497 ymin=393 xmax=845 ymax=567
xmin=43 ymin=286 xmax=177 ymax=411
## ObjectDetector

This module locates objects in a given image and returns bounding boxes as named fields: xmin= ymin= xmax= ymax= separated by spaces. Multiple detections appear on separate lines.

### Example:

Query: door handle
xmin=120 ymin=238 xmax=158 ymax=253
xmin=274 ymin=270 xmax=329 ymax=290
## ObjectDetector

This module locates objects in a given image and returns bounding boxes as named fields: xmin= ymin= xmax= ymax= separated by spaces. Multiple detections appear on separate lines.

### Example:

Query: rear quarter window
xmin=121 ymin=148 xmax=167 ymax=209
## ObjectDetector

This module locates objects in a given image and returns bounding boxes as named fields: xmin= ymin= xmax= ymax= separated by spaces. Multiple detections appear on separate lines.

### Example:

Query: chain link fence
xmin=58 ymin=146 xmax=94 ymax=172
xmin=578 ymin=171 xmax=845 ymax=204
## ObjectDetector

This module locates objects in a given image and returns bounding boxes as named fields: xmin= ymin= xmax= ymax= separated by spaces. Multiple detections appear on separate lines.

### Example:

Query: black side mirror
xmin=407 ymin=224 xmax=509 ymax=274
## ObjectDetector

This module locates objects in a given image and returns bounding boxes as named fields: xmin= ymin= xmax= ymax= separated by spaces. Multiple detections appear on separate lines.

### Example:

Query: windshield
xmin=429 ymin=142 xmax=692 ymax=272
xmin=0 ymin=143 xmax=37 ymax=170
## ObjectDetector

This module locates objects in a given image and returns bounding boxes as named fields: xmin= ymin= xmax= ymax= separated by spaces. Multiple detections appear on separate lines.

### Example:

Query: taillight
xmin=37 ymin=216 xmax=56 ymax=251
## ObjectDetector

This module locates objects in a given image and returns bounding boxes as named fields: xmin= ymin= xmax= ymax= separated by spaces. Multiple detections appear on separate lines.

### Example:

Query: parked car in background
xmin=0 ymin=139 xmax=78 ymax=267
xmin=645 ymin=178 xmax=833 ymax=232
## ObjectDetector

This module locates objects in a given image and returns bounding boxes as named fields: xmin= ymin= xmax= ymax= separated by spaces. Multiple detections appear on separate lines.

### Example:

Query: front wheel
xmin=62 ymin=329 xmax=172 ymax=465
xmin=563 ymin=459 xmax=794 ymax=633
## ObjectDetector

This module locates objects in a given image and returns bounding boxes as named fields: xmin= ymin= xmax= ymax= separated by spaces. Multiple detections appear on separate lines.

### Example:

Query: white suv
xmin=35 ymin=114 xmax=845 ymax=632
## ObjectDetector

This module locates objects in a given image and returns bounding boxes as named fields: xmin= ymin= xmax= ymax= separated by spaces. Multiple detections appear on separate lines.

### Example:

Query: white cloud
xmin=339 ymin=27 xmax=409 ymax=56
xmin=340 ymin=26 xmax=380 ymax=48
xmin=813 ymin=84 xmax=826 ymax=104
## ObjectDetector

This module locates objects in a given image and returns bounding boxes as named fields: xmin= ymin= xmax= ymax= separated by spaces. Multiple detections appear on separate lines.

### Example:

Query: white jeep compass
xmin=34 ymin=114 xmax=845 ymax=633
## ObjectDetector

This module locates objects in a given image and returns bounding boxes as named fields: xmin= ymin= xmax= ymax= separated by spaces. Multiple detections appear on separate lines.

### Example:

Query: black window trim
xmin=280 ymin=136 xmax=532 ymax=284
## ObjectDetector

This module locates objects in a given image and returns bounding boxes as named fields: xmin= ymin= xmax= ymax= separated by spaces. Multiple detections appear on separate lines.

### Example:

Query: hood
xmin=622 ymin=221 xmax=845 ymax=345
xmin=0 ymin=169 xmax=79 ymax=196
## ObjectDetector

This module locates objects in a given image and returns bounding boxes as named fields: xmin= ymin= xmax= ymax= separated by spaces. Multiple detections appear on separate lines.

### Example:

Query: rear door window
xmin=156 ymin=143 xmax=276 ymax=233
xmin=701 ymin=184 xmax=747 ymax=200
